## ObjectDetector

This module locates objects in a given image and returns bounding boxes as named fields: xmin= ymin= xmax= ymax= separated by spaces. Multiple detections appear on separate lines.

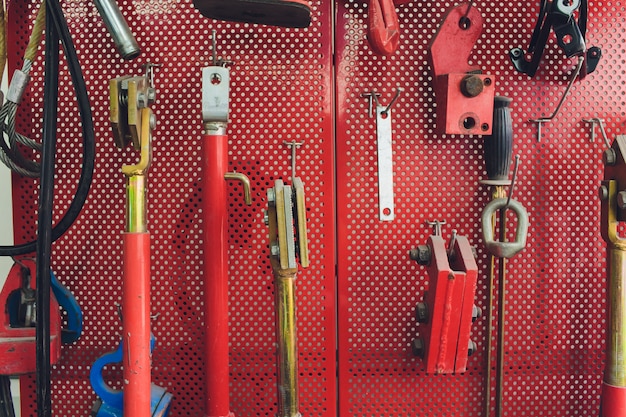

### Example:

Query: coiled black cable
xmin=35 ymin=1 xmax=59 ymax=414
xmin=0 ymin=0 xmax=95 ymax=414
xmin=0 ymin=0 xmax=95 ymax=258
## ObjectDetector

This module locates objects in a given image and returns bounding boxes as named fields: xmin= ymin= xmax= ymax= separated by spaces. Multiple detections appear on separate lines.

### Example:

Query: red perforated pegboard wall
xmin=6 ymin=0 xmax=623 ymax=416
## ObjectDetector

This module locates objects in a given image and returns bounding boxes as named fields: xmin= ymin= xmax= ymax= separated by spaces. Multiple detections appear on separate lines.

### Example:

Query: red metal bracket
xmin=427 ymin=3 xmax=495 ymax=135
xmin=411 ymin=232 xmax=479 ymax=374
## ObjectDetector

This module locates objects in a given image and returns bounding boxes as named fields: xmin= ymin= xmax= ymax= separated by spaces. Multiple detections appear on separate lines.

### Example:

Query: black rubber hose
xmin=0 ymin=375 xmax=16 ymax=417
xmin=35 ymin=2 xmax=59 ymax=415
xmin=0 ymin=0 xmax=95 ymax=257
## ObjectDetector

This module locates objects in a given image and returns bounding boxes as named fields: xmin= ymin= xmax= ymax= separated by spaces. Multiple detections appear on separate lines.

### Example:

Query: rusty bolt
xmin=415 ymin=302 xmax=429 ymax=323
xmin=411 ymin=338 xmax=425 ymax=358
xmin=409 ymin=245 xmax=431 ymax=265
xmin=460 ymin=75 xmax=484 ymax=98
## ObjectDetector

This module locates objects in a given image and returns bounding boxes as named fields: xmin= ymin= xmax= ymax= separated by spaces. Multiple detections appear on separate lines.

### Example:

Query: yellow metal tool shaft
xmin=606 ymin=245 xmax=626 ymax=386
xmin=273 ymin=264 xmax=301 ymax=417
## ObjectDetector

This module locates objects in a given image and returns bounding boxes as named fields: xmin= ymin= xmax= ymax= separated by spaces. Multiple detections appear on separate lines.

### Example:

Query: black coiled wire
xmin=0 ymin=0 xmax=95 ymax=415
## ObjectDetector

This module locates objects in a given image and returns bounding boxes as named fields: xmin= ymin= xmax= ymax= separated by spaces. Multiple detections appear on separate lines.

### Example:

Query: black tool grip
xmin=483 ymin=96 xmax=513 ymax=181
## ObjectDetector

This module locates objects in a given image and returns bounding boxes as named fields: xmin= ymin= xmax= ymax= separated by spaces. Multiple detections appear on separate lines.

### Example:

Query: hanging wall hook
xmin=530 ymin=55 xmax=583 ymax=141
xmin=382 ymin=87 xmax=404 ymax=115
xmin=361 ymin=91 xmax=382 ymax=117
xmin=426 ymin=220 xmax=446 ymax=237
xmin=284 ymin=140 xmax=304 ymax=182
xmin=584 ymin=117 xmax=612 ymax=149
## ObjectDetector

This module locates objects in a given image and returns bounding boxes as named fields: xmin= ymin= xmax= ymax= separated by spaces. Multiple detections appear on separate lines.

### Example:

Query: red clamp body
xmin=427 ymin=3 xmax=495 ymax=135
xmin=0 ymin=259 xmax=61 ymax=375
xmin=411 ymin=233 xmax=479 ymax=374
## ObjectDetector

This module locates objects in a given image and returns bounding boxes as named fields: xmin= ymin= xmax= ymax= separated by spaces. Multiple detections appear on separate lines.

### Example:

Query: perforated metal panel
xmin=6 ymin=0 xmax=623 ymax=415
xmin=335 ymin=1 xmax=613 ymax=417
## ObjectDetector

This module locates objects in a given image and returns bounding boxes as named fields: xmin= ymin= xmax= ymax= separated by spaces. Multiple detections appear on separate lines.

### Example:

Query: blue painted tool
xmin=90 ymin=334 xmax=172 ymax=417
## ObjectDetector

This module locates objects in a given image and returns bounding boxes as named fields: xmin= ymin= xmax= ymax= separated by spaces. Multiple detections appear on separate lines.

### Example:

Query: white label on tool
xmin=376 ymin=105 xmax=394 ymax=221
xmin=201 ymin=66 xmax=229 ymax=123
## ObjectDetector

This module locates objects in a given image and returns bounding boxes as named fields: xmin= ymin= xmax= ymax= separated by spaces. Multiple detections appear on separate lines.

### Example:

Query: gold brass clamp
xmin=265 ymin=175 xmax=309 ymax=417
xmin=109 ymin=63 xmax=159 ymax=233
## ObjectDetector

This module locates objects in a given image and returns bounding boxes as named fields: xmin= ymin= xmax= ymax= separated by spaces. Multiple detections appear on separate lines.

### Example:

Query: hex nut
xmin=415 ymin=302 xmax=429 ymax=323
xmin=468 ymin=339 xmax=477 ymax=356
xmin=618 ymin=191 xmax=626 ymax=210
xmin=267 ymin=188 xmax=276 ymax=206
xmin=472 ymin=305 xmax=482 ymax=322
xmin=603 ymin=148 xmax=617 ymax=166
xmin=409 ymin=245 xmax=431 ymax=265
xmin=270 ymin=244 xmax=280 ymax=256
xmin=411 ymin=338 xmax=425 ymax=358
xmin=599 ymin=185 xmax=609 ymax=201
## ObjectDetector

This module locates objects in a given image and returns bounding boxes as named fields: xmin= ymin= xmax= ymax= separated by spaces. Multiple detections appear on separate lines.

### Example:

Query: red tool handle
xmin=122 ymin=232 xmax=151 ymax=417
xmin=201 ymin=133 xmax=235 ymax=417
xmin=602 ymin=383 xmax=626 ymax=417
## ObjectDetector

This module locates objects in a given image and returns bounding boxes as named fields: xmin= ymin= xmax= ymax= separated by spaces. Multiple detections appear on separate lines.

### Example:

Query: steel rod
xmin=483 ymin=185 xmax=504 ymax=417
xmin=494 ymin=200 xmax=508 ymax=417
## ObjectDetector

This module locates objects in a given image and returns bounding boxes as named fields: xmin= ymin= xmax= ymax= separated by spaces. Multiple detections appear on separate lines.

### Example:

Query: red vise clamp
xmin=410 ymin=224 xmax=480 ymax=374
xmin=427 ymin=3 xmax=495 ymax=135
xmin=0 ymin=259 xmax=61 ymax=375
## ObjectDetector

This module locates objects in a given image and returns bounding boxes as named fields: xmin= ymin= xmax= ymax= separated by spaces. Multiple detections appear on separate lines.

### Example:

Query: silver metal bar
xmin=376 ymin=104 xmax=394 ymax=221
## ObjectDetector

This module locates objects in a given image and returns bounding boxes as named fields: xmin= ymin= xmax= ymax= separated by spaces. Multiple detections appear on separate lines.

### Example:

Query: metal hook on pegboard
xmin=529 ymin=55 xmax=584 ymax=142
xmin=583 ymin=117 xmax=612 ymax=149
